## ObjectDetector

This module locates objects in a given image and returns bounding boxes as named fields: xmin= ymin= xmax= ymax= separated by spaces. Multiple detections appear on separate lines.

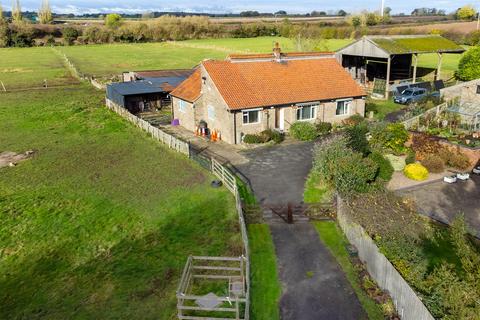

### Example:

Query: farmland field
xmin=55 ymin=37 xmax=464 ymax=80
xmin=0 ymin=85 xmax=240 ymax=319
xmin=0 ymin=47 xmax=79 ymax=90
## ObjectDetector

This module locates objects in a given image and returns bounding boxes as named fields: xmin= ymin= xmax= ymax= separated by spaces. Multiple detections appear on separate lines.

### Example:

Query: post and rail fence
xmin=105 ymin=98 xmax=250 ymax=319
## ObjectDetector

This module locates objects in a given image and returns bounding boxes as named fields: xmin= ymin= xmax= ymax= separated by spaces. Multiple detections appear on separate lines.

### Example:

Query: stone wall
xmin=440 ymin=79 xmax=480 ymax=103
xmin=172 ymin=97 xmax=196 ymax=132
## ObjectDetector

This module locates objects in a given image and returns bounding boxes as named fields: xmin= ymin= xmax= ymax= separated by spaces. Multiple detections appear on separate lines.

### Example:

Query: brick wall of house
xmin=172 ymin=97 xmax=196 ymax=132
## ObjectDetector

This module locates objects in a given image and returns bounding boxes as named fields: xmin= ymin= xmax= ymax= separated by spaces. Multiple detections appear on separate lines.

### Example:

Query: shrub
xmin=316 ymin=122 xmax=332 ymax=136
xmin=313 ymin=135 xmax=378 ymax=194
xmin=368 ymin=152 xmax=394 ymax=181
xmin=290 ymin=122 xmax=318 ymax=141
xmin=243 ymin=134 xmax=264 ymax=144
xmin=105 ymin=13 xmax=123 ymax=28
xmin=344 ymin=121 xmax=370 ymax=155
xmin=342 ymin=114 xmax=365 ymax=126
xmin=385 ymin=154 xmax=406 ymax=171
xmin=259 ymin=129 xmax=284 ymax=144
xmin=62 ymin=27 xmax=79 ymax=45
xmin=457 ymin=46 xmax=480 ymax=81
xmin=405 ymin=149 xmax=416 ymax=165
xmin=421 ymin=154 xmax=445 ymax=173
xmin=369 ymin=123 xmax=409 ymax=154
xmin=404 ymin=163 xmax=429 ymax=181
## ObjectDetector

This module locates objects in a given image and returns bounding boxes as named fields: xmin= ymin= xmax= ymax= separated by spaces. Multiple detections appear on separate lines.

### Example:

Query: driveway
xmin=399 ymin=175 xmax=480 ymax=238
xmin=237 ymin=140 xmax=366 ymax=319
xmin=236 ymin=141 xmax=315 ymax=205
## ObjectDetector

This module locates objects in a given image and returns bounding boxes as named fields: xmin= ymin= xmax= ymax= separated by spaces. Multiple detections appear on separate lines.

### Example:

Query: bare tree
xmin=38 ymin=0 xmax=52 ymax=24
xmin=12 ymin=0 xmax=22 ymax=22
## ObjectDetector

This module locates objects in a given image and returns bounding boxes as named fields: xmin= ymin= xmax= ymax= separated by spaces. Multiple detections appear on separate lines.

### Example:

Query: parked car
xmin=393 ymin=88 xmax=439 ymax=105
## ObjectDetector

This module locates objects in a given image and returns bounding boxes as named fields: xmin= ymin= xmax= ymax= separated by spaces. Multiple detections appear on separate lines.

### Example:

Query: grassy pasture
xmin=0 ymin=47 xmax=78 ymax=90
xmin=0 ymin=85 xmax=239 ymax=319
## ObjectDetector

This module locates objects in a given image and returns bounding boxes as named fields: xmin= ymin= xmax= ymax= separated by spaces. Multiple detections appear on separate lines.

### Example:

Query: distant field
xmin=59 ymin=43 xmax=226 ymax=77
xmin=0 ymin=47 xmax=78 ymax=90
xmin=0 ymin=85 xmax=239 ymax=319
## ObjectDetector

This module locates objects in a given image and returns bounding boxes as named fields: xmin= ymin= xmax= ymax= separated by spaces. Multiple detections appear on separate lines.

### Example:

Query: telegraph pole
xmin=381 ymin=0 xmax=385 ymax=17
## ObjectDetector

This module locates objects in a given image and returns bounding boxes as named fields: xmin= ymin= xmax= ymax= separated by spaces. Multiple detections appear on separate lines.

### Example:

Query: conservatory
xmin=447 ymin=102 xmax=480 ymax=131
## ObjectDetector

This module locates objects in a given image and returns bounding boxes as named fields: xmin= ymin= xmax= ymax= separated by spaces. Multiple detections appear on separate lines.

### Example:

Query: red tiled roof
xmin=203 ymin=58 xmax=366 ymax=110
xmin=170 ymin=69 xmax=201 ymax=103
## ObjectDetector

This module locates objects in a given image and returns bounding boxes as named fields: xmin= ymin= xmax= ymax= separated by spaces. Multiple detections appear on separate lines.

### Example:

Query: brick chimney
xmin=273 ymin=42 xmax=282 ymax=61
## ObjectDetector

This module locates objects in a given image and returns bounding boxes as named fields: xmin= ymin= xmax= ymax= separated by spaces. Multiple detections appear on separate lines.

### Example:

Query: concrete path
xmin=237 ymin=140 xmax=366 ymax=319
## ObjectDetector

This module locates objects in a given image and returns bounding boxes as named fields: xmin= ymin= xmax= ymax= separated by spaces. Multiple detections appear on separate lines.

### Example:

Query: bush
xmin=437 ymin=149 xmax=471 ymax=170
xmin=405 ymin=149 xmax=416 ymax=165
xmin=404 ymin=163 xmax=429 ymax=181
xmin=368 ymin=152 xmax=394 ymax=181
xmin=313 ymin=135 xmax=378 ymax=194
xmin=290 ymin=122 xmax=318 ymax=141
xmin=342 ymin=114 xmax=365 ymax=127
xmin=457 ymin=46 xmax=480 ymax=81
xmin=259 ymin=129 xmax=284 ymax=144
xmin=62 ymin=27 xmax=79 ymax=45
xmin=243 ymin=134 xmax=264 ymax=144
xmin=421 ymin=154 xmax=445 ymax=173
xmin=370 ymin=122 xmax=409 ymax=154
xmin=316 ymin=122 xmax=332 ymax=136
xmin=345 ymin=121 xmax=370 ymax=155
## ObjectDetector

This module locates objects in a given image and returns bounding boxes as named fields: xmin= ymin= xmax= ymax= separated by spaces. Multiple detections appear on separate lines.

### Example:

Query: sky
xmin=3 ymin=0 xmax=475 ymax=15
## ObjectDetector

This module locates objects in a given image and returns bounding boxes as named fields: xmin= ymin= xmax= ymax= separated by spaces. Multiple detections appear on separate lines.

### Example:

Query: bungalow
xmin=170 ymin=45 xmax=367 ymax=144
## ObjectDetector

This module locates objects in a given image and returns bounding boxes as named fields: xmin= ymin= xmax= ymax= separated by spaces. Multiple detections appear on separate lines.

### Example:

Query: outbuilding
xmin=336 ymin=35 xmax=465 ymax=98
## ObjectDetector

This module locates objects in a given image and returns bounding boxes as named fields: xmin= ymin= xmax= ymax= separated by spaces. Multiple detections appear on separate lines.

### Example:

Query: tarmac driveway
xmin=400 ymin=174 xmax=480 ymax=238
xmin=236 ymin=141 xmax=315 ymax=205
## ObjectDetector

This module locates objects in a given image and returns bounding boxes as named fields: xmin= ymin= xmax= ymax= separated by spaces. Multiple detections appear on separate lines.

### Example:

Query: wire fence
xmin=105 ymin=98 xmax=250 ymax=319
xmin=336 ymin=196 xmax=434 ymax=320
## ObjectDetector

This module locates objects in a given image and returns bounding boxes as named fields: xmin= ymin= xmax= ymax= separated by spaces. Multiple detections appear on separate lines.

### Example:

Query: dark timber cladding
xmin=336 ymin=35 xmax=465 ymax=97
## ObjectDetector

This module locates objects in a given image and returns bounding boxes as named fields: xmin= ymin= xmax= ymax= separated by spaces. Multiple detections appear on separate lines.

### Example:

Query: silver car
xmin=394 ymin=87 xmax=429 ymax=104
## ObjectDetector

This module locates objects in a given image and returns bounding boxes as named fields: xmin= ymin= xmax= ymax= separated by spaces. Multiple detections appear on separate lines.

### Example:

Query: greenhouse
xmin=447 ymin=102 xmax=480 ymax=131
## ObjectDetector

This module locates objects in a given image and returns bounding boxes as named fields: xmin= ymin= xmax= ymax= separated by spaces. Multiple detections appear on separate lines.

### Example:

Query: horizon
xmin=1 ymin=0 xmax=476 ymax=16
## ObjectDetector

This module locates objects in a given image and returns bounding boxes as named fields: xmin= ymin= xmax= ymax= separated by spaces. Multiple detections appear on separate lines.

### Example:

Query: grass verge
xmin=303 ymin=172 xmax=333 ymax=204
xmin=248 ymin=224 xmax=281 ymax=320
xmin=313 ymin=221 xmax=385 ymax=320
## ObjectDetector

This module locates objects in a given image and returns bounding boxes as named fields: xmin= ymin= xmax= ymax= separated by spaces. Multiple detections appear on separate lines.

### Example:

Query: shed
xmin=107 ymin=71 xmax=193 ymax=114
xmin=336 ymin=35 xmax=465 ymax=97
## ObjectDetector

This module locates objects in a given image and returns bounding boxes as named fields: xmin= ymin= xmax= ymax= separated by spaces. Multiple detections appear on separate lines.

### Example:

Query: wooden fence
xmin=336 ymin=197 xmax=434 ymax=320
xmin=106 ymin=99 xmax=190 ymax=155
xmin=104 ymin=98 xmax=250 ymax=319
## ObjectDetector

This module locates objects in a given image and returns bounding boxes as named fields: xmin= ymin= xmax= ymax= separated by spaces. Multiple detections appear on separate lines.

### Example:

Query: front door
xmin=277 ymin=108 xmax=285 ymax=131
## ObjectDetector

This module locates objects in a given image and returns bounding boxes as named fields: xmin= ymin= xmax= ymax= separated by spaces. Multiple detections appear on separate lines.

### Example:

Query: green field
xmin=0 ymin=85 xmax=240 ymax=319
xmin=0 ymin=47 xmax=78 ymax=90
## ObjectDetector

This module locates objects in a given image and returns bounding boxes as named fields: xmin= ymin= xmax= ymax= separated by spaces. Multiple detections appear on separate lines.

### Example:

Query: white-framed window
xmin=336 ymin=100 xmax=352 ymax=116
xmin=178 ymin=100 xmax=187 ymax=113
xmin=242 ymin=109 xmax=261 ymax=124
xmin=296 ymin=105 xmax=317 ymax=121
xmin=208 ymin=105 xmax=216 ymax=120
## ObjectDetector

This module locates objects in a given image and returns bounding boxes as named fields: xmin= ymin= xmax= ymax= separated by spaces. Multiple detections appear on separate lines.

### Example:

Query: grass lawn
xmin=366 ymin=98 xmax=404 ymax=120
xmin=313 ymin=221 xmax=385 ymax=320
xmin=248 ymin=224 xmax=281 ymax=320
xmin=59 ymin=38 xmax=354 ymax=78
xmin=0 ymin=47 xmax=78 ymax=89
xmin=303 ymin=172 xmax=333 ymax=204
xmin=0 ymin=85 xmax=240 ymax=319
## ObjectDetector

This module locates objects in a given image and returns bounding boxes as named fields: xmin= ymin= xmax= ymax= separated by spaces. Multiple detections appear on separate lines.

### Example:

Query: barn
xmin=336 ymin=35 xmax=465 ymax=97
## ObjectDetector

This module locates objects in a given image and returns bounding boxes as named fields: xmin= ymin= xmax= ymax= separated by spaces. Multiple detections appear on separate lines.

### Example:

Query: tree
xmin=38 ymin=0 xmax=52 ymax=24
xmin=337 ymin=9 xmax=347 ymax=16
xmin=12 ymin=0 xmax=22 ymax=22
xmin=0 ymin=3 xmax=8 ymax=47
xmin=0 ymin=1 xmax=3 ymax=21
xmin=105 ymin=13 xmax=122 ymax=28
xmin=456 ymin=5 xmax=476 ymax=20
xmin=275 ymin=10 xmax=287 ymax=15
xmin=350 ymin=15 xmax=362 ymax=28
xmin=141 ymin=11 xmax=154 ymax=20
xmin=365 ymin=12 xmax=381 ymax=26
xmin=457 ymin=46 xmax=480 ymax=81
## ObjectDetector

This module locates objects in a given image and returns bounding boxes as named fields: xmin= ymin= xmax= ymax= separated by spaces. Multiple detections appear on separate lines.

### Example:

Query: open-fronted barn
xmin=336 ymin=35 xmax=465 ymax=97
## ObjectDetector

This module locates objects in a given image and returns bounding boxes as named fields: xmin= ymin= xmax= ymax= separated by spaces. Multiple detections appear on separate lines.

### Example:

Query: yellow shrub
xmin=404 ymin=163 xmax=429 ymax=181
